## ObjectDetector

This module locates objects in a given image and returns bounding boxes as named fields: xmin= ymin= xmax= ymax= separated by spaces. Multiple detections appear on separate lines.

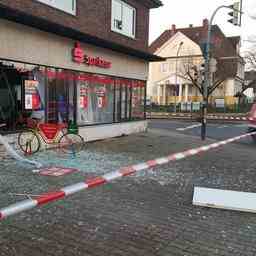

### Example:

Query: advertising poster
xmin=96 ymin=87 xmax=107 ymax=109
xmin=25 ymin=80 xmax=41 ymax=110
xmin=79 ymin=84 xmax=88 ymax=109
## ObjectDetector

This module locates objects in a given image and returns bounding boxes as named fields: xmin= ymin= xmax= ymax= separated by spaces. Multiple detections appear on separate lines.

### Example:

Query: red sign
xmin=38 ymin=167 xmax=78 ymax=177
xmin=38 ymin=123 xmax=60 ymax=140
xmin=73 ymin=42 xmax=112 ymax=69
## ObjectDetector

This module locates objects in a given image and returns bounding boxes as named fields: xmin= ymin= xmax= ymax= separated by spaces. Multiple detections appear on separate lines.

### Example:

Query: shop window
xmin=114 ymin=79 xmax=132 ymax=122
xmin=36 ymin=0 xmax=76 ymax=15
xmin=0 ymin=62 xmax=47 ymax=130
xmin=77 ymin=74 xmax=114 ymax=125
xmin=112 ymin=0 xmax=136 ymax=38
xmin=132 ymin=81 xmax=145 ymax=120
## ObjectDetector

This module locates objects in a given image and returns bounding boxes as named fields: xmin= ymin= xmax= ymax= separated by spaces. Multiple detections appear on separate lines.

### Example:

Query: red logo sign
xmin=38 ymin=123 xmax=60 ymax=140
xmin=72 ymin=42 xmax=112 ymax=69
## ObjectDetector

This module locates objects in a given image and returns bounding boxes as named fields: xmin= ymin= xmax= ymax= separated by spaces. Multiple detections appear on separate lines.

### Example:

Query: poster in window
xmin=25 ymin=80 xmax=41 ymax=110
xmin=96 ymin=87 xmax=107 ymax=108
xmin=79 ymin=84 xmax=88 ymax=109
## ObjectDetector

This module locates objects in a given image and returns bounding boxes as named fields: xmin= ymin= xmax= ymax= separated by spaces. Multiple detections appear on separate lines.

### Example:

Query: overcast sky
xmin=149 ymin=0 xmax=256 ymax=52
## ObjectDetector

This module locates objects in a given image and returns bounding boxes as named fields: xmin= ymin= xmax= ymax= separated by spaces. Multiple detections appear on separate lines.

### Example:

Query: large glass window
xmin=77 ymin=75 xmax=114 ymax=125
xmin=36 ymin=0 xmax=76 ymax=15
xmin=0 ymin=59 xmax=146 ymax=130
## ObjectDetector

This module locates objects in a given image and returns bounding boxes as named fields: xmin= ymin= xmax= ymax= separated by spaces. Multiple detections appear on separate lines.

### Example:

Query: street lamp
xmin=174 ymin=41 xmax=184 ymax=113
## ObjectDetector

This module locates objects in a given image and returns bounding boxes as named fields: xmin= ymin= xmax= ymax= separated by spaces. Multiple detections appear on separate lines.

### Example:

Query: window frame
xmin=111 ymin=0 xmax=136 ymax=39
xmin=35 ymin=0 xmax=77 ymax=16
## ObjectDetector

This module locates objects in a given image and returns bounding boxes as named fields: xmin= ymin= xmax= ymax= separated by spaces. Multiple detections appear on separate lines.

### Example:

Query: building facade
xmin=0 ymin=0 xmax=162 ymax=140
xmin=148 ymin=20 xmax=244 ymax=107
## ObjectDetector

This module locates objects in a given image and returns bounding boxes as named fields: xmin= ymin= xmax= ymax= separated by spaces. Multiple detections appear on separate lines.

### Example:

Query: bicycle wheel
xmin=18 ymin=130 xmax=41 ymax=154
xmin=58 ymin=133 xmax=84 ymax=154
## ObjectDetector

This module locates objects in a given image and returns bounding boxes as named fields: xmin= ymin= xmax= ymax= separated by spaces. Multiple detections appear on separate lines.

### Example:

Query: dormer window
xmin=111 ymin=0 xmax=136 ymax=39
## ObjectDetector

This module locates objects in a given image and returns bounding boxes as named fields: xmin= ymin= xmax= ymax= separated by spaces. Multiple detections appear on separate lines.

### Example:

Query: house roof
xmin=245 ymin=70 xmax=256 ymax=81
xmin=140 ymin=0 xmax=163 ymax=8
xmin=149 ymin=22 xmax=242 ymax=80
xmin=0 ymin=3 xmax=163 ymax=62
xmin=228 ymin=36 xmax=240 ymax=48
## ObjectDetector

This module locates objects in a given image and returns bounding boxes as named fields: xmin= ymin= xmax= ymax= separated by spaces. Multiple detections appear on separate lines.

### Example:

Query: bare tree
xmin=178 ymin=55 xmax=234 ymax=103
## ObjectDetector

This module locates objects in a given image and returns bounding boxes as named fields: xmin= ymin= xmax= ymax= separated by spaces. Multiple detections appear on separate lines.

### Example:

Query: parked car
xmin=248 ymin=103 xmax=256 ymax=142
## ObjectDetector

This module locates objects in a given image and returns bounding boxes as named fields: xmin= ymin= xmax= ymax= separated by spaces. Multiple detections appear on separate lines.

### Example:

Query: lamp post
xmin=174 ymin=41 xmax=184 ymax=113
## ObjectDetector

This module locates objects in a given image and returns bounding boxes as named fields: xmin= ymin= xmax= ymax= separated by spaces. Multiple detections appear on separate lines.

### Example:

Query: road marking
xmin=177 ymin=124 xmax=202 ymax=131
xmin=217 ymin=125 xmax=229 ymax=129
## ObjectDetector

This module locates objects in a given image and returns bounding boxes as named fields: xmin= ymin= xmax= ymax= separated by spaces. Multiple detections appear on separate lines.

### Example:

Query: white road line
xmin=177 ymin=123 xmax=202 ymax=131
xmin=217 ymin=125 xmax=229 ymax=129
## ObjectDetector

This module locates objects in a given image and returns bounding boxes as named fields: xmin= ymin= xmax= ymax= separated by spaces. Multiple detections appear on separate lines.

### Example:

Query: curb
xmin=0 ymin=131 xmax=256 ymax=220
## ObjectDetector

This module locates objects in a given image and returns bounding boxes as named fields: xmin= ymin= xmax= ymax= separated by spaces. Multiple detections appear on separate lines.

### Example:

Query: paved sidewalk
xmin=0 ymin=129 xmax=256 ymax=256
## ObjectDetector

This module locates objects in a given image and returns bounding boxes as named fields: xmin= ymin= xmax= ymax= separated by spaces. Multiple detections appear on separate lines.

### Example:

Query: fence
xmin=147 ymin=102 xmax=253 ymax=114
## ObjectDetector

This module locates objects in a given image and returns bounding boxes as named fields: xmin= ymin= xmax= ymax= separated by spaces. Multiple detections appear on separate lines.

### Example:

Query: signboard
xmin=38 ymin=123 xmax=60 ymax=140
xmin=192 ymin=102 xmax=201 ymax=111
xmin=37 ymin=166 xmax=78 ymax=177
xmin=25 ymin=80 xmax=41 ymax=110
xmin=215 ymin=98 xmax=225 ymax=108
xmin=73 ymin=42 xmax=112 ymax=69
xmin=181 ymin=103 xmax=187 ymax=111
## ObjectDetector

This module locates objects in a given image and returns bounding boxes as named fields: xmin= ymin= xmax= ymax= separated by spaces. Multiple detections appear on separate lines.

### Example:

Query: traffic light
xmin=199 ymin=63 xmax=205 ymax=82
xmin=228 ymin=2 xmax=240 ymax=26
xmin=193 ymin=67 xmax=198 ymax=82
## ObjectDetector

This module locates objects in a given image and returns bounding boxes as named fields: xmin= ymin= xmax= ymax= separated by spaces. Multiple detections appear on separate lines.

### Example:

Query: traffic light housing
xmin=228 ymin=2 xmax=240 ymax=26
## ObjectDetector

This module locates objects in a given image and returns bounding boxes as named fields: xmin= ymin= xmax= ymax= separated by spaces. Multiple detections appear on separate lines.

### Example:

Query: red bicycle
xmin=18 ymin=121 xmax=84 ymax=155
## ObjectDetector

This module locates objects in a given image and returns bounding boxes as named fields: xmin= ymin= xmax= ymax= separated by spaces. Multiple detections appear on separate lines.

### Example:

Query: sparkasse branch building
xmin=0 ymin=0 xmax=162 ymax=140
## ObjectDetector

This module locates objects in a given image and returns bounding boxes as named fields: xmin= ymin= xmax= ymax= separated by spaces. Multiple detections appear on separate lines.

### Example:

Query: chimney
xmin=203 ymin=19 xmax=209 ymax=28
xmin=171 ymin=24 xmax=176 ymax=36
xmin=189 ymin=24 xmax=193 ymax=28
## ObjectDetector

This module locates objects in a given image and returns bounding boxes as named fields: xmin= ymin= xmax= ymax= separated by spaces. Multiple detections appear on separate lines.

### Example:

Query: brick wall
xmin=0 ymin=0 xmax=150 ymax=52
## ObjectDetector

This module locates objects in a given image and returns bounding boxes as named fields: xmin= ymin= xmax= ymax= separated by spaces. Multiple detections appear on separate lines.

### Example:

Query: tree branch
xmin=208 ymin=79 xmax=224 ymax=96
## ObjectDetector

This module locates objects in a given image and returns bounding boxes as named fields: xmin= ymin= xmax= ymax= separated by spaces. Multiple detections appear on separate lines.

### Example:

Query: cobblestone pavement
xmin=0 ymin=127 xmax=256 ymax=256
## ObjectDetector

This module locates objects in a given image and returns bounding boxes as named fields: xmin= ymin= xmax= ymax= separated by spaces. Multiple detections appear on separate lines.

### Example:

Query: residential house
xmin=148 ymin=19 xmax=244 ymax=107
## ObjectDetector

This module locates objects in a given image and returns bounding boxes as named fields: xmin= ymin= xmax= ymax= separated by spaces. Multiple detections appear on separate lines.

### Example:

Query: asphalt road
xmin=148 ymin=119 xmax=255 ymax=146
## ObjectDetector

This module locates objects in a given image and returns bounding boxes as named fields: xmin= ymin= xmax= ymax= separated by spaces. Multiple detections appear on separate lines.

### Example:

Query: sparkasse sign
xmin=72 ymin=42 xmax=112 ymax=69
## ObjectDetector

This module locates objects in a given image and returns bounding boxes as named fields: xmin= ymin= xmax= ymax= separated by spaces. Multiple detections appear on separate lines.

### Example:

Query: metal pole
xmin=201 ymin=5 xmax=233 ymax=140
xmin=174 ymin=42 xmax=183 ymax=113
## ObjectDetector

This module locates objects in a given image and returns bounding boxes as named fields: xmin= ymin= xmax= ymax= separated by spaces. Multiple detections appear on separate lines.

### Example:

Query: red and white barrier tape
xmin=1 ymin=131 xmax=256 ymax=221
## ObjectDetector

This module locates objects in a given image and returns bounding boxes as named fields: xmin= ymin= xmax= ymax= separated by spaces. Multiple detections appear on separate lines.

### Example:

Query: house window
xmin=36 ymin=0 xmax=76 ymax=15
xmin=160 ymin=63 xmax=168 ymax=73
xmin=111 ymin=0 xmax=136 ymax=38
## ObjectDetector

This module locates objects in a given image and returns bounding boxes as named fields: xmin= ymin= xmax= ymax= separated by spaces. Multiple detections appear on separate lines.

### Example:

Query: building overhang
xmin=140 ymin=0 xmax=163 ymax=8
xmin=0 ymin=4 xmax=164 ymax=62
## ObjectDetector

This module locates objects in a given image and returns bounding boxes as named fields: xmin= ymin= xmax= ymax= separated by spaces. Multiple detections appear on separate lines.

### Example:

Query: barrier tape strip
xmin=1 ymin=131 xmax=256 ymax=221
